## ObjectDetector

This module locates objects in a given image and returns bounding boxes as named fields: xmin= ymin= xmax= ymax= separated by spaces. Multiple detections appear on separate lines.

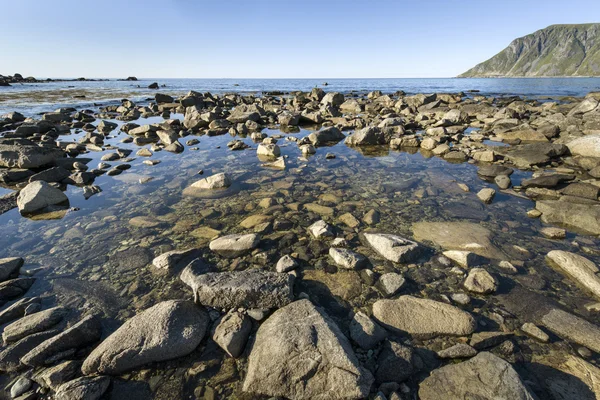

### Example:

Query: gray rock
xmin=308 ymin=220 xmax=334 ymax=239
xmin=494 ymin=143 xmax=567 ymax=168
xmin=0 ymin=297 xmax=40 ymax=325
xmin=276 ymin=255 xmax=298 ymax=273
xmin=419 ymin=352 xmax=536 ymax=400
xmin=349 ymin=311 xmax=387 ymax=350
xmin=442 ymin=251 xmax=482 ymax=268
xmin=212 ymin=310 xmax=252 ymax=358
xmin=28 ymin=166 xmax=71 ymax=183
xmin=329 ymin=248 xmax=367 ymax=269
xmin=10 ymin=377 xmax=32 ymax=398
xmin=373 ymin=296 xmax=476 ymax=338
xmin=180 ymin=268 xmax=294 ymax=309
xmin=16 ymin=181 xmax=68 ymax=213
xmin=209 ymin=233 xmax=260 ymax=258
xmin=243 ymin=299 xmax=373 ymax=399
xmin=541 ymin=308 xmax=600 ymax=354
xmin=495 ymin=174 xmax=512 ymax=189
xmin=36 ymin=360 xmax=81 ymax=390
xmin=0 ymin=257 xmax=24 ymax=282
xmin=437 ymin=343 xmax=477 ymax=359
xmin=2 ymin=307 xmax=66 ymax=344
xmin=321 ymin=92 xmax=345 ymax=107
xmin=376 ymin=341 xmax=414 ymax=383
xmin=256 ymin=143 xmax=281 ymax=158
xmin=521 ymin=323 xmax=549 ymax=343
xmin=567 ymin=134 xmax=600 ymax=157
xmin=345 ymin=127 xmax=388 ymax=146
xmin=0 ymin=278 xmax=35 ymax=304
xmin=546 ymin=250 xmax=600 ymax=300
xmin=377 ymin=273 xmax=406 ymax=296
xmin=477 ymin=165 xmax=513 ymax=178
xmin=308 ymin=127 xmax=345 ymax=146
xmin=81 ymin=301 xmax=208 ymax=375
xmin=152 ymin=248 xmax=197 ymax=270
xmin=0 ymin=330 xmax=59 ymax=372
xmin=0 ymin=139 xmax=65 ymax=168
xmin=469 ymin=331 xmax=513 ymax=350
xmin=536 ymin=200 xmax=600 ymax=236
xmin=56 ymin=376 xmax=110 ymax=400
xmin=189 ymin=172 xmax=231 ymax=190
xmin=362 ymin=233 xmax=421 ymax=263
xmin=521 ymin=174 xmax=574 ymax=188
xmin=477 ymin=188 xmax=496 ymax=204
xmin=463 ymin=268 xmax=497 ymax=294
xmin=22 ymin=315 xmax=101 ymax=366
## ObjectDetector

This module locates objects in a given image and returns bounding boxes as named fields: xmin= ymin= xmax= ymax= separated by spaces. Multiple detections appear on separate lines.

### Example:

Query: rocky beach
xmin=2 ymin=83 xmax=600 ymax=400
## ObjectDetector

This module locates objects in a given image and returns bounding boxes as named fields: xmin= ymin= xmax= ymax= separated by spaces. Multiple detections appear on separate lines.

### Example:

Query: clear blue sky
xmin=1 ymin=0 xmax=599 ymax=78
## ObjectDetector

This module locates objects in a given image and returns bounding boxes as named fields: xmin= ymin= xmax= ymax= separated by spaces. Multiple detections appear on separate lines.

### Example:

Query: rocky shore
xmin=1 ymin=88 xmax=600 ymax=399
xmin=0 ymin=74 xmax=114 ymax=87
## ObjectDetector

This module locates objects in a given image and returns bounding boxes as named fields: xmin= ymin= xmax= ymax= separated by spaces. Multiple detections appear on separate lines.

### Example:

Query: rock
xmin=477 ymin=188 xmax=496 ymax=204
xmin=329 ymin=248 xmax=367 ymax=269
xmin=495 ymin=174 xmax=512 ymax=189
xmin=562 ymin=182 xmax=600 ymax=200
xmin=152 ymin=248 xmax=197 ymax=270
xmin=10 ymin=377 xmax=32 ymax=398
xmin=0 ymin=329 xmax=59 ymax=372
xmin=0 ymin=139 xmax=65 ymax=168
xmin=180 ymin=268 xmax=294 ymax=309
xmin=0 ymin=257 xmax=24 ymax=282
xmin=189 ymin=172 xmax=231 ymax=190
xmin=21 ymin=315 xmax=101 ymax=366
xmin=451 ymin=293 xmax=471 ymax=305
xmin=321 ymin=92 xmax=345 ymax=107
xmin=345 ymin=127 xmax=387 ymax=146
xmin=477 ymin=165 xmax=514 ymax=178
xmin=55 ymin=376 xmax=110 ymax=400
xmin=418 ymin=352 xmax=536 ymax=400
xmin=148 ymin=82 xmax=159 ymax=89
xmin=349 ymin=311 xmax=387 ymax=350
xmin=377 ymin=273 xmax=406 ymax=296
xmin=82 ymin=301 xmax=208 ymax=375
xmin=437 ymin=343 xmax=477 ymax=359
xmin=463 ymin=268 xmax=497 ymax=294
xmin=339 ymin=212 xmax=361 ymax=228
xmin=495 ymin=143 xmax=567 ymax=168
xmin=209 ymin=233 xmax=260 ymax=258
xmin=308 ymin=127 xmax=345 ymax=146
xmin=362 ymin=233 xmax=422 ymax=263
xmin=521 ymin=174 xmax=574 ymax=188
xmin=567 ymin=134 xmax=600 ymax=157
xmin=0 ymin=278 xmax=35 ymax=304
xmin=261 ymin=156 xmax=286 ymax=169
xmin=376 ymin=341 xmax=414 ymax=383
xmin=541 ymin=308 xmax=600 ymax=353
xmin=521 ymin=323 xmax=549 ymax=342
xmin=2 ymin=307 xmax=66 ymax=344
xmin=442 ymin=251 xmax=482 ymax=268
xmin=17 ymin=181 xmax=68 ymax=213
xmin=212 ymin=310 xmax=252 ymax=358
xmin=29 ymin=166 xmax=71 ymax=183
xmin=257 ymin=144 xmax=281 ymax=158
xmin=540 ymin=227 xmax=566 ymax=239
xmin=363 ymin=209 xmax=380 ymax=225
xmin=546 ymin=250 xmax=600 ymax=300
xmin=308 ymin=220 xmax=334 ymax=239
xmin=469 ymin=331 xmax=512 ymax=350
xmin=276 ymin=255 xmax=298 ymax=272
xmin=536 ymin=200 xmax=600 ymax=235
xmin=0 ymin=297 xmax=40 ymax=325
xmin=243 ymin=299 xmax=373 ymax=400
xmin=36 ymin=360 xmax=80 ymax=390
xmin=412 ymin=221 xmax=505 ymax=259
xmin=373 ymin=296 xmax=476 ymax=338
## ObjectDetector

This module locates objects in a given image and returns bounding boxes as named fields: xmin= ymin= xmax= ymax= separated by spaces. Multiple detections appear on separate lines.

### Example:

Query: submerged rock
xmin=536 ymin=200 xmax=600 ymax=236
xmin=189 ymin=172 xmax=231 ymax=190
xmin=180 ymin=268 xmax=294 ymax=309
xmin=419 ymin=352 xmax=536 ymax=400
xmin=329 ymin=247 xmax=367 ymax=269
xmin=82 ymin=300 xmax=208 ymax=375
xmin=243 ymin=299 xmax=373 ymax=399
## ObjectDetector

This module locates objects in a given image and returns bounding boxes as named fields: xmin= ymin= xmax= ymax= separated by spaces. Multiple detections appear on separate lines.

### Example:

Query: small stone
xmin=451 ymin=293 xmax=471 ymax=305
xmin=469 ymin=331 xmax=512 ymax=350
xmin=377 ymin=273 xmax=406 ymax=296
xmin=477 ymin=188 xmax=496 ymax=204
xmin=437 ymin=343 xmax=477 ymax=359
xmin=498 ymin=260 xmax=518 ymax=274
xmin=494 ymin=175 xmax=512 ymax=189
xmin=329 ymin=248 xmax=367 ymax=270
xmin=10 ymin=377 xmax=32 ymax=398
xmin=540 ymin=227 xmax=566 ymax=239
xmin=463 ymin=268 xmax=497 ymax=294
xmin=308 ymin=220 xmax=334 ymax=239
xmin=213 ymin=310 xmax=252 ymax=358
xmin=443 ymin=251 xmax=481 ymax=268
xmin=276 ymin=255 xmax=298 ymax=273
xmin=521 ymin=323 xmax=549 ymax=343
xmin=527 ymin=209 xmax=542 ymax=218
xmin=349 ymin=311 xmax=387 ymax=350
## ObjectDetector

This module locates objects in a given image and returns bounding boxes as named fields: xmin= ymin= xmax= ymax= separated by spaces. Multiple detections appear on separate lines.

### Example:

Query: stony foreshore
xmin=1 ymin=88 xmax=600 ymax=399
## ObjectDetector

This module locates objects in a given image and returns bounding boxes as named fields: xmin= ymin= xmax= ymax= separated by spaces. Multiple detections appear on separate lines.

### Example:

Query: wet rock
xmin=22 ymin=314 xmax=102 ymax=366
xmin=0 ymin=278 xmax=35 ymax=304
xmin=55 ymin=376 xmax=110 ymax=400
xmin=17 ymin=181 xmax=68 ymax=213
xmin=541 ymin=308 xmax=600 ymax=353
xmin=349 ymin=311 xmax=387 ymax=350
xmin=29 ymin=166 xmax=71 ymax=183
xmin=180 ymin=268 xmax=294 ymax=309
xmin=362 ymin=233 xmax=422 ymax=263
xmin=495 ymin=143 xmax=567 ymax=168
xmin=477 ymin=188 xmax=496 ymax=204
xmin=437 ymin=343 xmax=477 ymax=359
xmin=0 ymin=139 xmax=65 ymax=168
xmin=418 ymin=352 xmax=536 ymax=400
xmin=308 ymin=127 xmax=345 ymax=146
xmin=373 ymin=296 xmax=476 ymax=338
xmin=276 ymin=255 xmax=298 ymax=273
xmin=0 ymin=329 xmax=59 ymax=372
xmin=209 ymin=233 xmax=260 ymax=258
xmin=189 ymin=172 xmax=231 ymax=190
xmin=0 ymin=257 xmax=24 ymax=282
xmin=377 ymin=273 xmax=406 ymax=296
xmin=212 ymin=310 xmax=252 ymax=358
xmin=536 ymin=200 xmax=600 ymax=235
xmin=376 ymin=341 xmax=414 ymax=383
xmin=562 ymin=182 xmax=600 ymax=200
xmin=363 ymin=209 xmax=380 ymax=225
xmin=308 ymin=220 xmax=334 ymax=239
xmin=463 ymin=268 xmax=497 ymax=294
xmin=82 ymin=300 xmax=208 ymax=375
xmin=243 ymin=299 xmax=373 ymax=399
xmin=329 ymin=248 xmax=367 ymax=269
xmin=546 ymin=250 xmax=600 ymax=300
xmin=540 ymin=227 xmax=566 ymax=239
xmin=2 ymin=307 xmax=66 ymax=344
xmin=152 ymin=248 xmax=197 ymax=270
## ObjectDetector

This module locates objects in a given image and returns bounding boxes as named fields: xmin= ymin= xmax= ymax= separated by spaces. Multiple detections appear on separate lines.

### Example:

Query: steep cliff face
xmin=459 ymin=24 xmax=600 ymax=77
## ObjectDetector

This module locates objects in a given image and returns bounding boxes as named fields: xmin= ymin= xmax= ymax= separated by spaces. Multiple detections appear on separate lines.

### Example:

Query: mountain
xmin=459 ymin=23 xmax=600 ymax=77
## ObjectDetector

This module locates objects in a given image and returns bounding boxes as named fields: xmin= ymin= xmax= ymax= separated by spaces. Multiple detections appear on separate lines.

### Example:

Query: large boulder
xmin=536 ymin=200 xmax=600 ymax=236
xmin=567 ymin=134 xmax=600 ymax=157
xmin=0 ymin=257 xmax=24 ymax=282
xmin=345 ymin=127 xmax=388 ymax=146
xmin=308 ymin=127 xmax=345 ymax=146
xmin=16 ymin=181 xmax=69 ymax=213
xmin=362 ymin=232 xmax=422 ymax=263
xmin=2 ymin=307 xmax=66 ymax=344
xmin=81 ymin=300 xmax=208 ymax=375
xmin=320 ymin=92 xmax=345 ymax=107
xmin=373 ymin=295 xmax=476 ymax=338
xmin=180 ymin=267 xmax=294 ymax=309
xmin=243 ymin=299 xmax=373 ymax=399
xmin=419 ymin=352 xmax=536 ymax=400
xmin=541 ymin=308 xmax=600 ymax=354
xmin=0 ymin=139 xmax=65 ymax=168
xmin=546 ymin=250 xmax=600 ymax=300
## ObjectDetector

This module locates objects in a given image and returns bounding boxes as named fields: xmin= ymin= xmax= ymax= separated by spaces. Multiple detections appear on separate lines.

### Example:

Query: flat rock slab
xmin=541 ymin=308 xmax=600 ymax=354
xmin=373 ymin=295 xmax=476 ymax=338
xmin=412 ymin=221 xmax=505 ymax=260
xmin=0 ymin=139 xmax=65 ymax=169
xmin=82 ymin=300 xmax=208 ymax=375
xmin=536 ymin=200 xmax=600 ymax=236
xmin=362 ymin=232 xmax=422 ymax=263
xmin=243 ymin=299 xmax=373 ymax=400
xmin=546 ymin=250 xmax=600 ymax=300
xmin=419 ymin=352 xmax=536 ymax=400
xmin=180 ymin=268 xmax=294 ymax=309
xmin=209 ymin=233 xmax=260 ymax=258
